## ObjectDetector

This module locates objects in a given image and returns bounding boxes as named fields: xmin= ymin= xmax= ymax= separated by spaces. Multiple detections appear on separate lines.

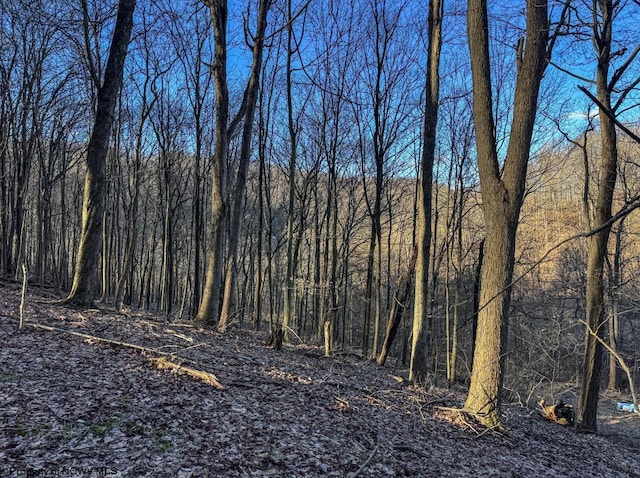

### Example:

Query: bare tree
xmin=196 ymin=0 xmax=229 ymax=325
xmin=66 ymin=0 xmax=137 ymax=305
xmin=358 ymin=0 xmax=415 ymax=359
xmin=282 ymin=0 xmax=306 ymax=340
xmin=576 ymin=0 xmax=640 ymax=432
xmin=464 ymin=0 xmax=549 ymax=428
xmin=409 ymin=0 xmax=444 ymax=383
xmin=219 ymin=0 xmax=272 ymax=331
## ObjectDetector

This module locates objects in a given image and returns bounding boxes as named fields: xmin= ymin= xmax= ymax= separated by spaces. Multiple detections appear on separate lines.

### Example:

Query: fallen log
xmin=539 ymin=398 xmax=574 ymax=426
xmin=148 ymin=356 xmax=224 ymax=390
xmin=27 ymin=323 xmax=224 ymax=389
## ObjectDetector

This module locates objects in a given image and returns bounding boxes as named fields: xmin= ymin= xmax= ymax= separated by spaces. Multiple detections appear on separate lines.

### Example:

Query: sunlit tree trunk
xmin=464 ymin=0 xmax=548 ymax=428
xmin=66 ymin=0 xmax=137 ymax=305
xmin=196 ymin=0 xmax=229 ymax=325
xmin=410 ymin=0 xmax=443 ymax=383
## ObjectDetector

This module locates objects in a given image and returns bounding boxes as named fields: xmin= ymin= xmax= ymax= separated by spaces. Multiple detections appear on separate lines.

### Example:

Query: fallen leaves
xmin=1 ymin=281 xmax=639 ymax=477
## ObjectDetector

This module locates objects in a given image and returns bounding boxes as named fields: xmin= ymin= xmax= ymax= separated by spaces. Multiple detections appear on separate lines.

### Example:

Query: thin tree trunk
xmin=253 ymin=122 xmax=265 ymax=331
xmin=282 ymin=0 xmax=297 ymax=340
xmin=608 ymin=223 xmax=623 ymax=390
xmin=115 ymin=82 xmax=152 ymax=310
xmin=410 ymin=0 xmax=443 ymax=383
xmin=378 ymin=246 xmax=417 ymax=366
xmin=219 ymin=0 xmax=270 ymax=331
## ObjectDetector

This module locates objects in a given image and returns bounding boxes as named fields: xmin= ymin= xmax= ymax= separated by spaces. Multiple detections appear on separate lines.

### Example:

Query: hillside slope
xmin=1 ymin=282 xmax=638 ymax=477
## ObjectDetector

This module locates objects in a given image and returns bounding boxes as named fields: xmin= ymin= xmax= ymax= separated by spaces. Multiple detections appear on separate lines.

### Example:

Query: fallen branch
xmin=286 ymin=326 xmax=304 ymax=344
xmin=149 ymin=357 xmax=224 ymax=390
xmin=348 ymin=444 xmax=379 ymax=478
xmin=581 ymin=319 xmax=638 ymax=415
xmin=29 ymin=323 xmax=163 ymax=354
xmin=27 ymin=323 xmax=224 ymax=390
xmin=538 ymin=398 xmax=574 ymax=425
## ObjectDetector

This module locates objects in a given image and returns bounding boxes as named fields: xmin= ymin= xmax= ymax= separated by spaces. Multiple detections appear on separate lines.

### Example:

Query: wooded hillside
xmin=2 ymin=283 xmax=639 ymax=476
xmin=2 ymin=0 xmax=640 ymax=449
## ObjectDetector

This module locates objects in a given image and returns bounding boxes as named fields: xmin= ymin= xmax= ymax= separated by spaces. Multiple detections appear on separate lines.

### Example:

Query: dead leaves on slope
xmin=2 ymin=283 xmax=640 ymax=477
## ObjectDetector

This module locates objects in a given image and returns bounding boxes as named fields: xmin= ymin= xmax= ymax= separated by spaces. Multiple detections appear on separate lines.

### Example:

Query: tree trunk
xmin=470 ymin=239 xmax=484 ymax=372
xmin=577 ymin=0 xmax=617 ymax=430
xmin=66 ymin=0 xmax=137 ymax=305
xmin=219 ymin=0 xmax=270 ymax=332
xmin=410 ymin=0 xmax=443 ymax=383
xmin=608 ymin=223 xmax=623 ymax=391
xmin=282 ymin=0 xmax=297 ymax=341
xmin=196 ymin=0 xmax=229 ymax=325
xmin=464 ymin=0 xmax=548 ymax=428
xmin=362 ymin=228 xmax=375 ymax=357
xmin=378 ymin=246 xmax=418 ymax=366
xmin=115 ymin=71 xmax=153 ymax=310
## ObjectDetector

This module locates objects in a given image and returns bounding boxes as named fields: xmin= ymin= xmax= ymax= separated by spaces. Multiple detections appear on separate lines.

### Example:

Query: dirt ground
xmin=1 ymin=281 xmax=639 ymax=477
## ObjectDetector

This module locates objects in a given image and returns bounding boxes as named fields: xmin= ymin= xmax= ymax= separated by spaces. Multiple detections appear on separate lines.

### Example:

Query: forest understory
xmin=1 ymin=280 xmax=639 ymax=477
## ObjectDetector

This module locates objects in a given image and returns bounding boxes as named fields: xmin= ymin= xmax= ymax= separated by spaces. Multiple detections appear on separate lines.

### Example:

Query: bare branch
xmin=578 ymin=85 xmax=640 ymax=144
xmin=549 ymin=60 xmax=596 ymax=84
xmin=608 ymin=43 xmax=640 ymax=91
xmin=474 ymin=196 xmax=640 ymax=320
xmin=81 ymin=0 xmax=101 ymax=89
xmin=580 ymin=319 xmax=638 ymax=415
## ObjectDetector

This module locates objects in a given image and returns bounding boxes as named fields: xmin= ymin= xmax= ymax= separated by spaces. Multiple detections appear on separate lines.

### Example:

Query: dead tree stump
xmin=539 ymin=399 xmax=574 ymax=426
xmin=265 ymin=328 xmax=284 ymax=351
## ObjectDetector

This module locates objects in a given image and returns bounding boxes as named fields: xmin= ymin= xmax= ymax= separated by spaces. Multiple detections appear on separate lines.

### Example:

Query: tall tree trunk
xmin=577 ymin=0 xmax=617 ymax=431
xmin=115 ymin=75 xmax=153 ymax=310
xmin=282 ymin=0 xmax=297 ymax=341
xmin=464 ymin=0 xmax=548 ymax=428
xmin=410 ymin=0 xmax=443 ymax=383
xmin=253 ymin=123 xmax=265 ymax=330
xmin=196 ymin=0 xmax=229 ymax=325
xmin=66 ymin=0 xmax=137 ymax=305
xmin=219 ymin=0 xmax=271 ymax=331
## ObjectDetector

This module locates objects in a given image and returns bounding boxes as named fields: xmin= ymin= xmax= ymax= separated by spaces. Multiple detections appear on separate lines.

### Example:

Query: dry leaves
xmin=1 ymin=281 xmax=639 ymax=477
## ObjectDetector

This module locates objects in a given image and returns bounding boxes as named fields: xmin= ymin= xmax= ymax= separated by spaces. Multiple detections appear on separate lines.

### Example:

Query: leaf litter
xmin=1 ymin=281 xmax=639 ymax=477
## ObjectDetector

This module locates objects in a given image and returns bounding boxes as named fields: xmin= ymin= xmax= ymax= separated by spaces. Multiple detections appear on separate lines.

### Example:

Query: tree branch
xmin=578 ymin=85 xmax=640 ymax=144
xmin=580 ymin=319 xmax=638 ymax=415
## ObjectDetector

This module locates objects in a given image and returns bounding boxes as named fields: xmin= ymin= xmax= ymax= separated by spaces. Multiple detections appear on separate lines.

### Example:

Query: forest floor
xmin=1 ymin=281 xmax=639 ymax=477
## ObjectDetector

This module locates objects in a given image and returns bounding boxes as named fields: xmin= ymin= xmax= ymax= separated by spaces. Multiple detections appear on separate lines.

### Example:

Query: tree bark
xmin=219 ymin=0 xmax=271 ymax=332
xmin=410 ymin=0 xmax=443 ymax=383
xmin=464 ymin=0 xmax=548 ymax=428
xmin=66 ymin=0 xmax=137 ymax=305
xmin=577 ymin=0 xmax=617 ymax=431
xmin=196 ymin=0 xmax=229 ymax=325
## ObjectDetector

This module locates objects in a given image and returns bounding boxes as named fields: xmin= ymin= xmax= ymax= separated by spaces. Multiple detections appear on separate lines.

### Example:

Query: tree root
xmin=434 ymin=406 xmax=507 ymax=436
